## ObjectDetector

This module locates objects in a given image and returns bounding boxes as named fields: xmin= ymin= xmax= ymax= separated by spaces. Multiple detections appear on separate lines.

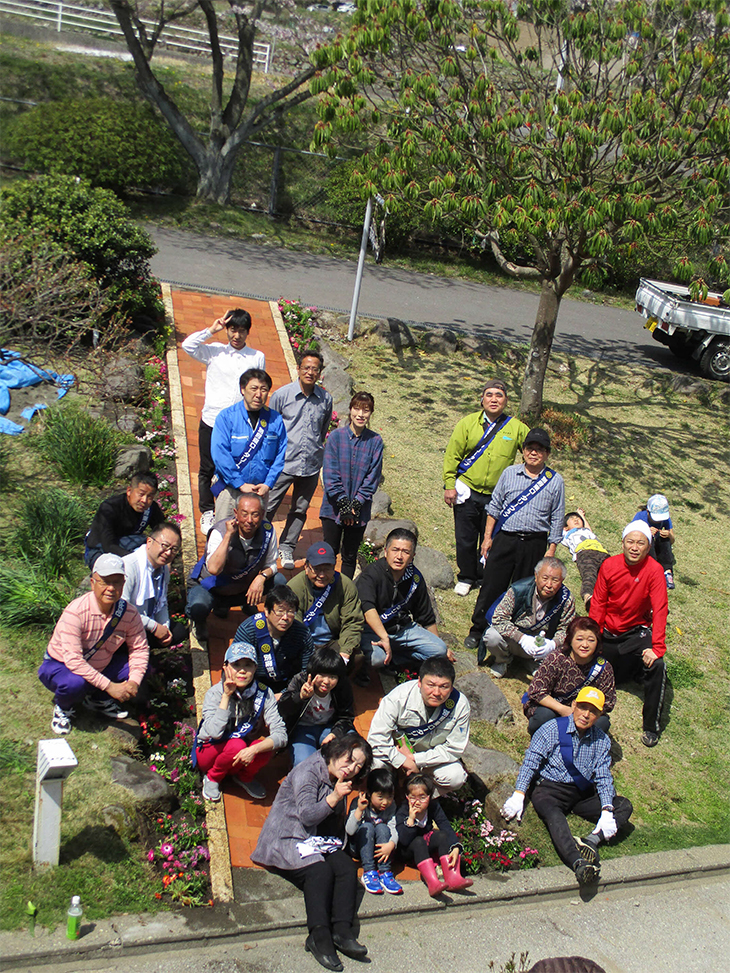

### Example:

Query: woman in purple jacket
xmin=320 ymin=392 xmax=383 ymax=579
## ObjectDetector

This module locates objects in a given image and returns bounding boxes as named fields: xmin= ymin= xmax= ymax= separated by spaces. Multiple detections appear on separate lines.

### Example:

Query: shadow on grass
xmin=60 ymin=825 xmax=128 ymax=865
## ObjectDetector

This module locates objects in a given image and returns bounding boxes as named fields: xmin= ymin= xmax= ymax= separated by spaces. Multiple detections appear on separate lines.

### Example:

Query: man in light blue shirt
xmin=268 ymin=351 xmax=333 ymax=568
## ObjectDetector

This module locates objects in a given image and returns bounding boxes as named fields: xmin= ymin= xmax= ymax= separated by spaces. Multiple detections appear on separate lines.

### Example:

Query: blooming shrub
xmin=147 ymin=814 xmax=211 ymax=907
xmin=451 ymin=798 xmax=539 ymax=875
xmin=278 ymin=298 xmax=320 ymax=354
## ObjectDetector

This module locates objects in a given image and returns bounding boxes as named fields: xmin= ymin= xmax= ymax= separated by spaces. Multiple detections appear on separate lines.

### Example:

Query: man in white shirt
xmin=181 ymin=309 xmax=265 ymax=535
xmin=122 ymin=522 xmax=188 ymax=648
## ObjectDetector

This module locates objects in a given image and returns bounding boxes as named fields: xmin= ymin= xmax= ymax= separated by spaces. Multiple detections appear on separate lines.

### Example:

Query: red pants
xmin=196 ymin=736 xmax=272 ymax=784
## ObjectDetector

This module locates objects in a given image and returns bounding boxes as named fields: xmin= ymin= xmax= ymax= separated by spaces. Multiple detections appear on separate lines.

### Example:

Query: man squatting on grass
xmin=38 ymin=553 xmax=149 ymax=736
xmin=502 ymin=686 xmax=633 ymax=886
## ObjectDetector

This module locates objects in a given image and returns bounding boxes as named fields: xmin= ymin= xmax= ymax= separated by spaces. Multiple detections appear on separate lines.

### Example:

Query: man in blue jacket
xmin=211 ymin=368 xmax=287 ymax=522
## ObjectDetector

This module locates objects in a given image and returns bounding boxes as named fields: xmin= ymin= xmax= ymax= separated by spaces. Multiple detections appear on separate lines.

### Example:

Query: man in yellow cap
xmin=501 ymin=687 xmax=632 ymax=885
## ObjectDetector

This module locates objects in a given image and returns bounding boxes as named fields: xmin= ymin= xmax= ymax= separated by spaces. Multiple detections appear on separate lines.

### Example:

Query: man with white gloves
xmin=479 ymin=557 xmax=575 ymax=677
xmin=501 ymin=687 xmax=633 ymax=885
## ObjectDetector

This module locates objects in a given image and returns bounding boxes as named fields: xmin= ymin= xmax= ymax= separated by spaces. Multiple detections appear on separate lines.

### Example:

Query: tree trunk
xmin=195 ymin=145 xmax=240 ymax=206
xmin=520 ymin=278 xmax=561 ymax=420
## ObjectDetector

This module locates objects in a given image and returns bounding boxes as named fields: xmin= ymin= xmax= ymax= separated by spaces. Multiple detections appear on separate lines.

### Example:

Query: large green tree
xmin=314 ymin=0 xmax=730 ymax=415
xmin=110 ymin=0 xmax=344 ymax=204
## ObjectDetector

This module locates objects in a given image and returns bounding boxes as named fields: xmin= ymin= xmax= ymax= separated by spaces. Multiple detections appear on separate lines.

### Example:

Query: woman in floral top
xmin=524 ymin=616 xmax=615 ymax=735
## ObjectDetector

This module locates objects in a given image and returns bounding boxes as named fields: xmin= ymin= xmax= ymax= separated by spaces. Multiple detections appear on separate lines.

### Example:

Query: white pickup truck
xmin=635 ymin=278 xmax=730 ymax=382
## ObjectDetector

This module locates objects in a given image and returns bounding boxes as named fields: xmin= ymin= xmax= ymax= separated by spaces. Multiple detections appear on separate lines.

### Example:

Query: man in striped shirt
xmin=501 ymin=687 xmax=633 ymax=885
xmin=465 ymin=427 xmax=565 ymax=650
xmin=38 ymin=554 xmax=149 ymax=736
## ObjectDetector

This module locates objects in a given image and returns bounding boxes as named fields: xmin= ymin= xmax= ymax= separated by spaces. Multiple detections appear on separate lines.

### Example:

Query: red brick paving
xmin=169 ymin=290 xmax=418 ymax=877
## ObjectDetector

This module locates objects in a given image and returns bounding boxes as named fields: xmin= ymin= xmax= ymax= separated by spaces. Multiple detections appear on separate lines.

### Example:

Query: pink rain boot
xmin=417 ymin=858 xmax=447 ymax=897
xmin=439 ymin=853 xmax=474 ymax=891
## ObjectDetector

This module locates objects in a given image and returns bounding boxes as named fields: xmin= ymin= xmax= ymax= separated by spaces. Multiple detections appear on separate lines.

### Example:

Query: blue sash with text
xmin=456 ymin=415 xmax=511 ymax=476
xmin=493 ymin=468 xmax=556 ymax=536
xmin=303 ymin=574 xmax=339 ymax=627
xmin=380 ymin=565 xmax=420 ymax=624
xmin=403 ymin=688 xmax=461 ymax=743
xmin=556 ymin=716 xmax=593 ymax=792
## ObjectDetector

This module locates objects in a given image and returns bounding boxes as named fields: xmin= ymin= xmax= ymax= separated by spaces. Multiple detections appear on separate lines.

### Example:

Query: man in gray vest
xmin=185 ymin=494 xmax=280 ymax=644
xmin=481 ymin=557 xmax=575 ymax=677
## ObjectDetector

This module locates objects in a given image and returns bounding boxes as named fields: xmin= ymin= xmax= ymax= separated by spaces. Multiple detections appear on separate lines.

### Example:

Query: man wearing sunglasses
xmin=122 ymin=522 xmax=188 ymax=648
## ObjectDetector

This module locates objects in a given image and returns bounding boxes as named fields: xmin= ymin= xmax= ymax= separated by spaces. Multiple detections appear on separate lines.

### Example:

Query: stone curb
xmin=3 ymin=845 xmax=727 ymax=970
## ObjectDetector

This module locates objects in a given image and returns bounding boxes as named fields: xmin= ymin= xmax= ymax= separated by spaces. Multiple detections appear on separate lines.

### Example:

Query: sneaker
xmin=232 ymin=776 xmax=266 ymax=800
xmin=574 ymin=858 xmax=600 ymax=885
xmin=202 ymin=775 xmax=221 ymax=801
xmin=664 ymin=569 xmax=675 ymax=590
xmin=200 ymin=510 xmax=216 ymax=535
xmin=360 ymin=869 xmax=384 ymax=894
xmin=488 ymin=662 xmax=508 ymax=679
xmin=641 ymin=730 xmax=660 ymax=748
xmin=279 ymin=550 xmax=296 ymax=570
xmin=51 ymin=704 xmax=74 ymax=735
xmin=82 ymin=696 xmax=129 ymax=720
xmin=574 ymin=835 xmax=600 ymax=866
xmin=453 ymin=581 xmax=472 ymax=596
xmin=463 ymin=634 xmax=480 ymax=650
xmin=378 ymin=870 xmax=403 ymax=894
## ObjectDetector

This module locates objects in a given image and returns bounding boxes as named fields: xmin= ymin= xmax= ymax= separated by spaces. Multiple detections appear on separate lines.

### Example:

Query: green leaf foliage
xmin=317 ymin=0 xmax=730 ymax=295
xmin=0 ymin=175 xmax=163 ymax=326
xmin=3 ymin=98 xmax=194 ymax=195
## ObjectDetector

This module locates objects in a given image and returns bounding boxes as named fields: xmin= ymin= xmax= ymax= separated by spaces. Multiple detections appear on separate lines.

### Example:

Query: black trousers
xmin=528 ymin=705 xmax=611 ymax=737
xmin=453 ymin=490 xmax=491 ymax=585
xmin=273 ymin=850 xmax=357 ymax=932
xmin=321 ymin=517 xmax=365 ymax=580
xmin=146 ymin=619 xmax=189 ymax=648
xmin=401 ymin=829 xmax=453 ymax=866
xmin=197 ymin=419 xmax=216 ymax=513
xmin=650 ymin=535 xmax=675 ymax=571
xmin=469 ymin=530 xmax=548 ymax=639
xmin=601 ymin=627 xmax=666 ymax=733
xmin=531 ymin=779 xmax=633 ymax=869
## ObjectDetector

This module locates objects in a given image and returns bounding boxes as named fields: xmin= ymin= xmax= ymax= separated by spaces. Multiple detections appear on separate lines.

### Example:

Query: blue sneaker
xmin=360 ymin=869 xmax=383 ymax=894
xmin=378 ymin=870 xmax=403 ymax=895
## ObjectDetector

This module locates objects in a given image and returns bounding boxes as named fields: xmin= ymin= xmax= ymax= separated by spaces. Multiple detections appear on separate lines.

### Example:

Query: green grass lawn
xmin=340 ymin=324 xmax=730 ymax=865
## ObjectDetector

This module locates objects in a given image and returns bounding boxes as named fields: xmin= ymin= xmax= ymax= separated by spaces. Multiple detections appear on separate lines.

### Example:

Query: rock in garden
xmin=420 ymin=330 xmax=459 ymax=354
xmin=320 ymin=340 xmax=353 ymax=419
xmin=414 ymin=544 xmax=454 ymax=590
xmin=364 ymin=518 xmax=419 ymax=548
xmin=110 ymin=754 xmax=173 ymax=805
xmin=372 ymin=318 xmax=419 ymax=349
xmin=105 ymin=719 xmax=143 ymax=744
xmin=462 ymin=741 xmax=519 ymax=782
xmin=102 ymin=356 xmax=145 ymax=402
xmin=101 ymin=804 xmax=137 ymax=839
xmin=114 ymin=444 xmax=153 ymax=479
xmin=370 ymin=489 xmax=392 ymax=518
xmin=455 ymin=672 xmax=514 ymax=725
xmin=110 ymin=407 xmax=144 ymax=435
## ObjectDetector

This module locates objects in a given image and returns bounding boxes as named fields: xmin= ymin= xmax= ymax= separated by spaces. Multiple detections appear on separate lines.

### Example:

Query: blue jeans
xmin=362 ymin=622 xmax=448 ymax=669
xmin=351 ymin=821 xmax=393 ymax=872
xmin=290 ymin=723 xmax=334 ymax=766
xmin=185 ymin=572 xmax=286 ymax=623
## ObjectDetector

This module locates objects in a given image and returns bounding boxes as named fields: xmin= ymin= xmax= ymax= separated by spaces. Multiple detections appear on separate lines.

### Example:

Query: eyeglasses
xmin=270 ymin=606 xmax=296 ymax=618
xmin=92 ymin=576 xmax=124 ymax=590
xmin=152 ymin=539 xmax=181 ymax=555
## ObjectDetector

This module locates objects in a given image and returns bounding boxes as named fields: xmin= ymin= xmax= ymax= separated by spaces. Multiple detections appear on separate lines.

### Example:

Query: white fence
xmin=0 ymin=0 xmax=272 ymax=71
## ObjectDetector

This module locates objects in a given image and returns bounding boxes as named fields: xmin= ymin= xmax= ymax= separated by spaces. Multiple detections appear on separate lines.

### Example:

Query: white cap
xmin=622 ymin=520 xmax=652 ymax=542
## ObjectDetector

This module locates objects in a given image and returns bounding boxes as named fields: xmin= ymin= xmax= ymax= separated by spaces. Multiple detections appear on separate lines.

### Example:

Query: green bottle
xmin=535 ymin=629 xmax=546 ymax=648
xmin=66 ymin=896 xmax=82 ymax=940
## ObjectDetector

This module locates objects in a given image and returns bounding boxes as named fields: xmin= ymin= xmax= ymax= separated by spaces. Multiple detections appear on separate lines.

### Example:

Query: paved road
xmin=148 ymin=226 xmax=685 ymax=372
xmin=31 ymin=871 xmax=730 ymax=973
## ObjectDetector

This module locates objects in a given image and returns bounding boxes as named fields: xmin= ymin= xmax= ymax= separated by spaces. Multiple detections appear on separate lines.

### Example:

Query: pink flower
xmin=160 ymin=843 xmax=174 ymax=857
xmin=147 ymin=849 xmax=155 ymax=862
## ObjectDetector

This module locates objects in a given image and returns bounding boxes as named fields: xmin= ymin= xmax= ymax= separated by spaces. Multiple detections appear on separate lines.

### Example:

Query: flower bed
xmin=278 ymin=298 xmax=320 ymax=354
xmin=450 ymin=795 xmax=539 ymax=875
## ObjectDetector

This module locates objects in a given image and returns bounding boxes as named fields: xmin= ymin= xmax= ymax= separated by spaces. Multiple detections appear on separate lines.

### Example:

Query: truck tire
xmin=667 ymin=332 xmax=696 ymax=360
xmin=700 ymin=339 xmax=730 ymax=382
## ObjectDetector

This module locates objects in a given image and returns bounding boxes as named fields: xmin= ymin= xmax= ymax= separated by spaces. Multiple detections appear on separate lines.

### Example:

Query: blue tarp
xmin=0 ymin=349 xmax=75 ymax=433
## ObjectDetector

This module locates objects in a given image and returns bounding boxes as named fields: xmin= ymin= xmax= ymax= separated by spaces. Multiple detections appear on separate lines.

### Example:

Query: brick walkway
xmin=166 ymin=288 xmax=399 ymax=880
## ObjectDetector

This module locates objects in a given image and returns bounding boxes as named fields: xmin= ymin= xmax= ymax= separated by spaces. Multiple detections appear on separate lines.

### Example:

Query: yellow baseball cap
xmin=575 ymin=687 xmax=605 ymax=710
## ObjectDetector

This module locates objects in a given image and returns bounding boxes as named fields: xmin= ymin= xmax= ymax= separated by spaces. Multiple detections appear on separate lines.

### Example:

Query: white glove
xmin=501 ymin=792 xmax=525 ymax=822
xmin=519 ymin=634 xmax=538 ymax=657
xmin=593 ymin=809 xmax=617 ymax=840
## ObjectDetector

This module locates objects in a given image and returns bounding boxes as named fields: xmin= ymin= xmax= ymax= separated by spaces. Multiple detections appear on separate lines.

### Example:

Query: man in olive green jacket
xmin=443 ymin=379 xmax=529 ymax=596
xmin=288 ymin=542 xmax=363 ymax=665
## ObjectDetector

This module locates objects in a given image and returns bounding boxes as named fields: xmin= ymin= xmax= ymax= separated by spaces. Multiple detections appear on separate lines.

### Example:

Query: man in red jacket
xmin=589 ymin=520 xmax=668 ymax=748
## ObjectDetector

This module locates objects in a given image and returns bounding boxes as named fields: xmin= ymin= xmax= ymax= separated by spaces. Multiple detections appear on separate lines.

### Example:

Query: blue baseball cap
xmin=224 ymin=641 xmax=257 ymax=665
xmin=306 ymin=542 xmax=336 ymax=566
